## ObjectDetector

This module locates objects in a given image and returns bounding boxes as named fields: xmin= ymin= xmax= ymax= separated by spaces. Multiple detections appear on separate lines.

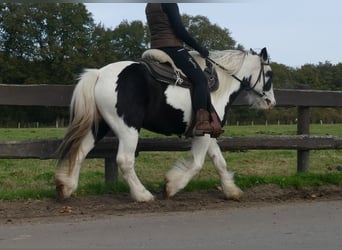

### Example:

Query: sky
xmin=85 ymin=0 xmax=342 ymax=68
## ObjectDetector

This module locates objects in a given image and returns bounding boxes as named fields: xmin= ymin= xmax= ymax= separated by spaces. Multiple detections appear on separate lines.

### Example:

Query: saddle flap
xmin=139 ymin=58 xmax=191 ymax=87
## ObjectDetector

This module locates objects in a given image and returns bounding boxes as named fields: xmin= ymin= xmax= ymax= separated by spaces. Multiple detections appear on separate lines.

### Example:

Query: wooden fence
xmin=0 ymin=84 xmax=341 ymax=182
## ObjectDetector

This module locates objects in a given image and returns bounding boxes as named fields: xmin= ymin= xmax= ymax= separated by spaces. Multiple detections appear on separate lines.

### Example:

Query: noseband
xmin=206 ymin=57 xmax=270 ymax=98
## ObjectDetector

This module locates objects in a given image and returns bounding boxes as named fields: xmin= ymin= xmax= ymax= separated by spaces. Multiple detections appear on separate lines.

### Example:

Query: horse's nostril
xmin=265 ymin=98 xmax=271 ymax=105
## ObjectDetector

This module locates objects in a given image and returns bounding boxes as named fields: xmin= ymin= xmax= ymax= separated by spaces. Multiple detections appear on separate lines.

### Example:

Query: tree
xmin=0 ymin=3 xmax=95 ymax=84
xmin=87 ymin=24 xmax=118 ymax=68
xmin=182 ymin=14 xmax=236 ymax=50
xmin=270 ymin=62 xmax=297 ymax=89
xmin=112 ymin=20 xmax=148 ymax=60
xmin=332 ymin=63 xmax=342 ymax=90
xmin=295 ymin=64 xmax=321 ymax=89
xmin=0 ymin=3 xmax=99 ymax=126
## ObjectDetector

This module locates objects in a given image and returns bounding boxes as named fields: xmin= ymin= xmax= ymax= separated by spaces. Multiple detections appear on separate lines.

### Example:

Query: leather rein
xmin=206 ymin=57 xmax=270 ymax=98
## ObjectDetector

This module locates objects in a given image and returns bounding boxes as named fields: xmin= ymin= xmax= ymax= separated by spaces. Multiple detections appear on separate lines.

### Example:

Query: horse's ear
xmin=260 ymin=47 xmax=268 ymax=62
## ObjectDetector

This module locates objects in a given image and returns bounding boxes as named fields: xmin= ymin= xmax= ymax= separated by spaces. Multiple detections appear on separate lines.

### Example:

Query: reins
xmin=206 ymin=56 xmax=268 ymax=98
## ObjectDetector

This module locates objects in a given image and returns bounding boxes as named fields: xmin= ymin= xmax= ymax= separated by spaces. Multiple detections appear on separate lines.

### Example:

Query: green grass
xmin=0 ymin=124 xmax=341 ymax=200
xmin=0 ymin=128 xmax=64 ymax=141
xmin=0 ymin=123 xmax=341 ymax=141
xmin=224 ymin=123 xmax=342 ymax=137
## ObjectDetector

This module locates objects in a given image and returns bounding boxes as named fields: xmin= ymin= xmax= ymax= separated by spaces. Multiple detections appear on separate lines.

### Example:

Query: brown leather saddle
xmin=138 ymin=58 xmax=219 ymax=92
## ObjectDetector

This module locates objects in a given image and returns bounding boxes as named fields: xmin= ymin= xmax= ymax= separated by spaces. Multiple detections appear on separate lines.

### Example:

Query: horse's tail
xmin=57 ymin=69 xmax=99 ymax=169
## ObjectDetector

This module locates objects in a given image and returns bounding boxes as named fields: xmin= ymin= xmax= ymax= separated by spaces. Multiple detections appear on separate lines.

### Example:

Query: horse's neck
xmin=192 ymin=50 xmax=246 ymax=119
xmin=210 ymin=69 xmax=240 ymax=119
xmin=209 ymin=50 xmax=246 ymax=119
xmin=211 ymin=50 xmax=246 ymax=74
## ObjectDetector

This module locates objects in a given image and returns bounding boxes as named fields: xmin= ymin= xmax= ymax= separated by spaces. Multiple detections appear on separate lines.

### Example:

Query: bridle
xmin=206 ymin=56 xmax=271 ymax=98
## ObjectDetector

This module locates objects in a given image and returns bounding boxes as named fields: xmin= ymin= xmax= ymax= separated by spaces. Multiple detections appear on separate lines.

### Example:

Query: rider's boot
xmin=194 ymin=109 xmax=214 ymax=136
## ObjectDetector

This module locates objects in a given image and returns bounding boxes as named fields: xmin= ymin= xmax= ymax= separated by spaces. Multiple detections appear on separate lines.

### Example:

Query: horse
xmin=55 ymin=47 xmax=276 ymax=202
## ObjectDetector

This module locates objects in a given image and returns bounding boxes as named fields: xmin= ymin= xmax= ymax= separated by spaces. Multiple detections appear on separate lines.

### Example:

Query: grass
xmin=0 ymin=124 xmax=341 ymax=200
xmin=0 ymin=123 xmax=341 ymax=140
xmin=0 ymin=128 xmax=63 ymax=141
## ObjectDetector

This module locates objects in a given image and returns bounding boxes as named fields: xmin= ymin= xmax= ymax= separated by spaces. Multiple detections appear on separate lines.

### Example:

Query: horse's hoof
xmin=229 ymin=195 xmax=241 ymax=202
xmin=131 ymin=189 xmax=155 ymax=202
xmin=134 ymin=194 xmax=155 ymax=203
xmin=163 ymin=177 xmax=175 ymax=199
xmin=55 ymin=184 xmax=65 ymax=202
xmin=228 ymin=189 xmax=243 ymax=201
xmin=163 ymin=183 xmax=170 ymax=199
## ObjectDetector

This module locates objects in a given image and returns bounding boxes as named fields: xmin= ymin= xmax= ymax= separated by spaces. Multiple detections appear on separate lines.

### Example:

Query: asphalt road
xmin=1 ymin=200 xmax=341 ymax=249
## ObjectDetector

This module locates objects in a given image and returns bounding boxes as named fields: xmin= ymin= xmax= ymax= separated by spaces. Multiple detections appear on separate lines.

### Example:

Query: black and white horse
xmin=56 ymin=48 xmax=276 ymax=202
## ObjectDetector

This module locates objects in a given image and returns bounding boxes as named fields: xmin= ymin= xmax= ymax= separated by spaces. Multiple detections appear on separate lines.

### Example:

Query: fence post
xmin=105 ymin=157 xmax=118 ymax=183
xmin=297 ymin=106 xmax=310 ymax=173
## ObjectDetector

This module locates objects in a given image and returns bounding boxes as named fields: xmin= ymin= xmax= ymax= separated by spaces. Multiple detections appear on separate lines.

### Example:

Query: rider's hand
xmin=198 ymin=47 xmax=209 ymax=58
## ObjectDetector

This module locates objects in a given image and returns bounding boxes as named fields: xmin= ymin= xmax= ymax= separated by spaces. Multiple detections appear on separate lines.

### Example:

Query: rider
xmin=145 ymin=3 xmax=222 ymax=137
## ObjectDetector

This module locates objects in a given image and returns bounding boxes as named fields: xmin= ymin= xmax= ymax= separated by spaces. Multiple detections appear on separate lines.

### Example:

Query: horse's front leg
xmin=165 ymin=135 xmax=211 ymax=197
xmin=207 ymin=139 xmax=243 ymax=200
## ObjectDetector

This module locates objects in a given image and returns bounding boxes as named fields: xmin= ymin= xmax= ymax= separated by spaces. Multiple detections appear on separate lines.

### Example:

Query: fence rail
xmin=0 ymin=84 xmax=341 ymax=181
xmin=1 ymin=136 xmax=341 ymax=159
xmin=1 ymin=84 xmax=342 ymax=107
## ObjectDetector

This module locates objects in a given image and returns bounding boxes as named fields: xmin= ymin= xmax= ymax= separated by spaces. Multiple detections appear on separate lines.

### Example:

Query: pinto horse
xmin=56 ymin=48 xmax=276 ymax=202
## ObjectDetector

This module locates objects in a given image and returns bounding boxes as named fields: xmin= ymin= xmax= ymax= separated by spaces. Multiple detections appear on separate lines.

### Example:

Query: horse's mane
xmin=209 ymin=50 xmax=247 ymax=74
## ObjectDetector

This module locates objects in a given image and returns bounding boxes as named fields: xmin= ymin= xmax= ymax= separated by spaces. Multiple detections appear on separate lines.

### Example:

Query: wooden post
xmin=297 ymin=106 xmax=310 ymax=173
xmin=105 ymin=157 xmax=118 ymax=183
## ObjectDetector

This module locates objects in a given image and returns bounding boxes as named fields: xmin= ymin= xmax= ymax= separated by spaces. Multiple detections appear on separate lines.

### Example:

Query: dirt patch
xmin=1 ymin=185 xmax=341 ymax=224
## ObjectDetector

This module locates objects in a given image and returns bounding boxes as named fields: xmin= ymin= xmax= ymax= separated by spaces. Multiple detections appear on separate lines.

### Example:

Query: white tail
xmin=57 ymin=69 xmax=99 ymax=169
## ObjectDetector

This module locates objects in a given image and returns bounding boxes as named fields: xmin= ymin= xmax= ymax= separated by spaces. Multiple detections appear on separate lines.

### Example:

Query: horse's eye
xmin=266 ymin=71 xmax=273 ymax=79
xmin=263 ymin=71 xmax=273 ymax=91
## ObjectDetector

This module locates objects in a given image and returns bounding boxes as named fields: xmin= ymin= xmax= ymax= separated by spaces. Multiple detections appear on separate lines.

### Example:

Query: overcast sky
xmin=85 ymin=0 xmax=342 ymax=68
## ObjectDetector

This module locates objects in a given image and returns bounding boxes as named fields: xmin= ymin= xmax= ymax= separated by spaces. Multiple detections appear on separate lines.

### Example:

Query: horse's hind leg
xmin=55 ymin=131 xmax=95 ymax=200
xmin=207 ymin=139 xmax=243 ymax=200
xmin=165 ymin=135 xmax=211 ymax=197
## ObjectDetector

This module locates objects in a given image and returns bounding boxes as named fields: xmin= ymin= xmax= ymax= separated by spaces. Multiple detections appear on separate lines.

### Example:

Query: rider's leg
xmin=160 ymin=47 xmax=213 ymax=136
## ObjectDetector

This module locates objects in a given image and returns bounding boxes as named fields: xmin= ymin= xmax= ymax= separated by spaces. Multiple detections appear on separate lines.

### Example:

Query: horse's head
xmin=238 ymin=48 xmax=276 ymax=109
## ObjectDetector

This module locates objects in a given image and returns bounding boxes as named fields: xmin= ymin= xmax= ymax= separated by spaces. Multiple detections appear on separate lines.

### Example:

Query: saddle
xmin=139 ymin=49 xmax=219 ymax=92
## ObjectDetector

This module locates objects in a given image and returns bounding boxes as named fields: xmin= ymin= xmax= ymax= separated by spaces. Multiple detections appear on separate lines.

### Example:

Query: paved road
xmin=1 ymin=200 xmax=341 ymax=249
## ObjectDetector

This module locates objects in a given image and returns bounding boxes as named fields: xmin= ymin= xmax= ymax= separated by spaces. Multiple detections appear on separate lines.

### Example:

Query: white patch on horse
xmin=164 ymin=85 xmax=192 ymax=125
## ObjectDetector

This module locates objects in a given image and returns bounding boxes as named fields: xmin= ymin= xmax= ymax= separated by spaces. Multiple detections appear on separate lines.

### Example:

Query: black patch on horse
xmin=92 ymin=119 xmax=110 ymax=143
xmin=115 ymin=63 xmax=187 ymax=136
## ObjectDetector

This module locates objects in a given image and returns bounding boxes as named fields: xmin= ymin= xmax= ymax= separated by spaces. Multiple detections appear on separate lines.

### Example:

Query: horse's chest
xmin=141 ymin=86 xmax=192 ymax=135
